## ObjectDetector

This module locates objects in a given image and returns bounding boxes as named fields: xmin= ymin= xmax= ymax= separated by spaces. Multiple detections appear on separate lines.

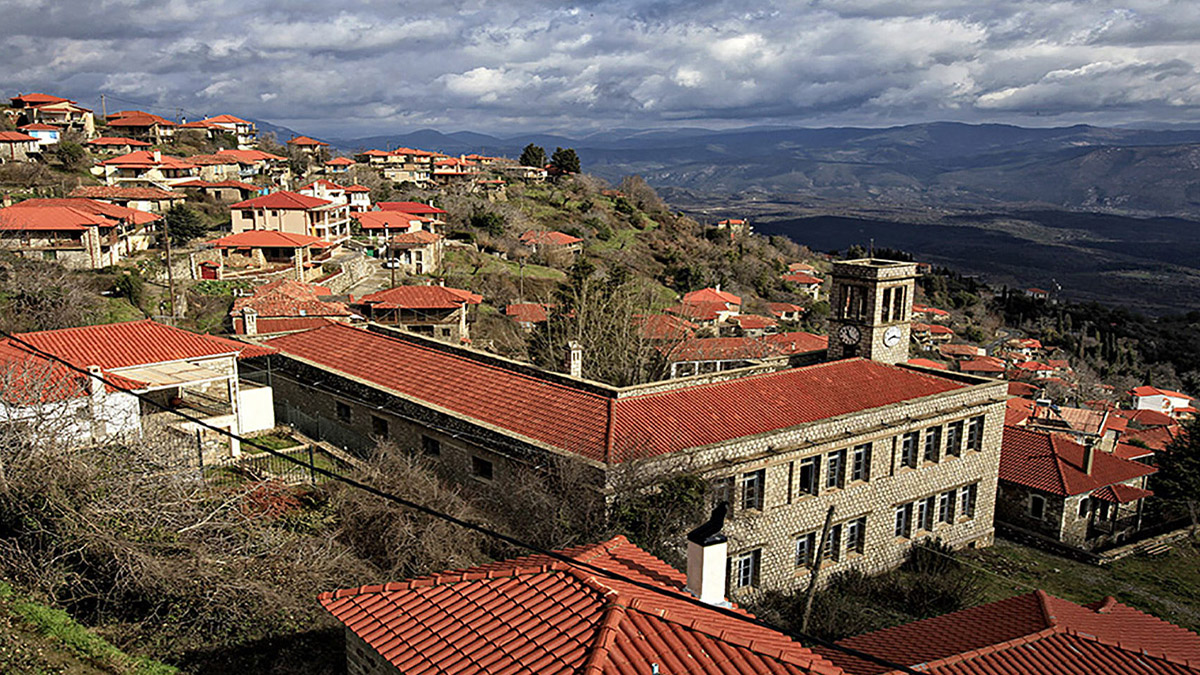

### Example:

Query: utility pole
xmin=801 ymin=505 xmax=836 ymax=633
xmin=100 ymin=93 xmax=107 ymax=119
xmin=163 ymin=210 xmax=177 ymax=320
xmin=519 ymin=258 xmax=526 ymax=300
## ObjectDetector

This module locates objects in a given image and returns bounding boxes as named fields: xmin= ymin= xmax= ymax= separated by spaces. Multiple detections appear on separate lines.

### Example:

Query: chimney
xmin=1083 ymin=442 xmax=1095 ymax=475
xmin=153 ymin=150 xmax=161 ymax=162
xmin=86 ymin=365 xmax=105 ymax=402
xmin=242 ymin=307 xmax=258 ymax=336
xmin=566 ymin=341 xmax=583 ymax=378
xmin=686 ymin=503 xmax=729 ymax=605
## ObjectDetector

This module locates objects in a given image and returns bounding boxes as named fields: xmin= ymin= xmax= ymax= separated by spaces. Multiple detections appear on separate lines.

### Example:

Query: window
xmin=371 ymin=414 xmax=388 ymax=437
xmin=1029 ymin=494 xmax=1046 ymax=520
xmin=825 ymin=449 xmax=846 ymax=490
xmin=845 ymin=517 xmax=867 ymax=555
xmin=798 ymin=457 xmax=820 ymax=496
xmin=42 ymin=250 xmax=57 ymax=261
xmin=881 ymin=287 xmax=893 ymax=323
xmin=917 ymin=496 xmax=935 ymax=531
xmin=945 ymin=421 xmax=965 ymax=457
xmin=966 ymin=416 xmax=985 ymax=452
xmin=893 ymin=286 xmax=907 ymax=321
xmin=795 ymin=532 xmax=817 ymax=567
xmin=1078 ymin=497 xmax=1089 ymax=518
xmin=741 ymin=470 xmax=765 ymax=510
xmin=894 ymin=503 xmax=914 ymax=538
xmin=712 ymin=476 xmax=734 ymax=506
xmin=471 ymin=456 xmax=494 ymax=480
xmin=1097 ymin=500 xmax=1111 ymax=520
xmin=240 ymin=210 xmax=253 ymax=220
xmin=733 ymin=549 xmax=761 ymax=588
xmin=822 ymin=524 xmax=843 ymax=563
xmin=938 ymin=490 xmax=956 ymax=524
xmin=960 ymin=483 xmax=978 ymax=519
xmin=850 ymin=443 xmax=871 ymax=482
xmin=900 ymin=432 xmax=919 ymax=469
xmin=421 ymin=435 xmax=441 ymax=456
xmin=335 ymin=401 xmax=351 ymax=422
xmin=923 ymin=426 xmax=942 ymax=463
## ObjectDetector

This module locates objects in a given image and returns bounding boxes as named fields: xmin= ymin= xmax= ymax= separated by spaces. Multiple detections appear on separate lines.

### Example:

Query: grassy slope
xmin=0 ymin=582 xmax=176 ymax=675
xmin=963 ymin=538 xmax=1200 ymax=632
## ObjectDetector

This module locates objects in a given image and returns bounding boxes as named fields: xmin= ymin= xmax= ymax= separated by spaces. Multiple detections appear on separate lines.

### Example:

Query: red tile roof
xmin=231 ymin=280 xmax=351 ymax=325
xmin=1007 ymin=381 xmax=1040 ymax=398
xmin=184 ymin=153 xmax=240 ymax=166
xmin=505 ymin=303 xmax=550 ymax=324
xmin=666 ymin=337 xmax=781 ymax=361
xmin=938 ymin=344 xmax=981 ymax=358
xmin=912 ymin=304 xmax=950 ymax=316
xmin=665 ymin=301 xmax=730 ymax=322
xmin=174 ymin=179 xmax=260 ymax=191
xmin=287 ymin=135 xmax=328 ymax=146
xmin=100 ymin=151 xmax=194 ymax=169
xmin=324 ymin=157 xmax=356 ymax=166
xmin=343 ymin=184 xmax=370 ymax=193
xmin=820 ymin=590 xmax=1200 ymax=675
xmin=683 ymin=287 xmax=741 ymax=306
xmin=203 ymin=114 xmax=252 ymax=125
xmin=15 ymin=198 xmax=159 ymax=226
xmin=19 ymin=123 xmax=59 ymax=131
xmin=0 ymin=205 xmax=110 ymax=231
xmin=13 ymin=319 xmax=272 ymax=372
xmin=1122 ymin=425 xmax=1179 ymax=451
xmin=1000 ymin=425 xmax=1155 ymax=497
xmin=358 ymin=285 xmax=482 ymax=310
xmin=390 ymin=230 xmax=442 ymax=245
xmin=1131 ymin=385 xmax=1191 ymax=400
xmin=376 ymin=201 xmax=448 ymax=215
xmin=733 ymin=314 xmax=778 ymax=330
xmin=634 ymin=313 xmax=697 ymax=340
xmin=0 ymin=131 xmax=39 ymax=143
xmin=783 ymin=273 xmax=823 ymax=285
xmin=321 ymin=536 xmax=842 ymax=675
xmin=68 ymin=185 xmax=182 ymax=201
xmin=230 ymin=191 xmax=331 ymax=210
xmin=1005 ymin=397 xmax=1035 ymax=426
xmin=85 ymin=136 xmax=152 ymax=147
xmin=907 ymin=358 xmax=947 ymax=370
xmin=765 ymin=331 xmax=828 ymax=354
xmin=216 ymin=149 xmax=287 ymax=163
xmin=352 ymin=211 xmax=423 ymax=231
xmin=1112 ymin=442 xmax=1155 ymax=461
xmin=209 ymin=230 xmax=329 ymax=249
xmin=298 ymin=178 xmax=346 ymax=192
xmin=958 ymin=359 xmax=1005 ymax=374
xmin=767 ymin=302 xmax=805 ymax=317
xmin=1115 ymin=408 xmax=1176 ymax=428
xmin=520 ymin=230 xmax=584 ymax=246
xmin=106 ymin=112 xmax=176 ymax=128
xmin=10 ymin=93 xmax=70 ymax=105
xmin=928 ymin=324 xmax=954 ymax=335
xmin=264 ymin=323 xmax=967 ymax=463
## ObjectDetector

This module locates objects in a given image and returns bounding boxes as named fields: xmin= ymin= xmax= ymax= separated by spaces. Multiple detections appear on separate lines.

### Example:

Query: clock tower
xmin=826 ymin=258 xmax=918 ymax=364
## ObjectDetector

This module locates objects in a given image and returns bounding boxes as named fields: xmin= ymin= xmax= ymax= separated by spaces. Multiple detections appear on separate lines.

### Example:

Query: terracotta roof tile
xmin=0 ymin=131 xmax=39 ymax=143
xmin=209 ymin=230 xmax=329 ymax=248
xmin=820 ymin=591 xmax=1200 ymax=675
xmin=68 ymin=185 xmax=182 ymax=201
xmin=683 ymin=287 xmax=742 ymax=306
xmin=15 ymin=198 xmax=159 ymax=226
xmin=506 ymin=303 xmax=550 ymax=324
xmin=85 ymin=136 xmax=152 ymax=147
xmin=390 ymin=230 xmax=442 ymax=246
xmin=265 ymin=324 xmax=966 ymax=462
xmin=353 ymin=212 xmax=425 ymax=230
xmin=1000 ymin=425 xmax=1155 ymax=496
xmin=783 ymin=273 xmax=822 ymax=285
xmin=231 ymin=280 xmax=351 ymax=320
xmin=320 ymin=536 xmax=842 ymax=675
xmin=287 ymin=135 xmax=328 ymax=146
xmin=14 ymin=319 xmax=272 ymax=369
xmin=0 ymin=205 xmax=111 ymax=231
xmin=376 ymin=201 xmax=448 ymax=215
xmin=521 ymin=230 xmax=584 ymax=246
xmin=359 ymin=285 xmax=482 ymax=310
xmin=230 ymin=191 xmax=331 ymax=210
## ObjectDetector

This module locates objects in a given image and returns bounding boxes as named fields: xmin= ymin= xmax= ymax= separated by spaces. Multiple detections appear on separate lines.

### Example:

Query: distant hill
xmin=322 ymin=121 xmax=1200 ymax=217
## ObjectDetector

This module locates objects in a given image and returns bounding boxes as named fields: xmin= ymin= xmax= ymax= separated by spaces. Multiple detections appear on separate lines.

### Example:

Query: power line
xmin=0 ymin=327 xmax=923 ymax=675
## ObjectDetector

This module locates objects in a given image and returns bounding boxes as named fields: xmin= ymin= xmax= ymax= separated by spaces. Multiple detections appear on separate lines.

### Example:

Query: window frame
xmin=845 ymin=516 xmax=867 ymax=555
xmin=960 ymin=483 xmax=978 ymax=519
xmin=795 ymin=532 xmax=817 ymax=568
xmin=741 ymin=469 xmax=766 ymax=511
xmin=966 ymin=416 xmax=985 ymax=452
xmin=1029 ymin=493 xmax=1046 ymax=520
xmin=945 ymin=420 xmax=965 ymax=458
xmin=850 ymin=443 xmax=872 ymax=483
xmin=821 ymin=524 xmax=843 ymax=563
xmin=894 ymin=502 xmax=914 ymax=538
xmin=825 ymin=449 xmax=847 ymax=490
xmin=938 ymin=490 xmax=956 ymax=524
xmin=370 ymin=414 xmax=388 ymax=438
xmin=923 ymin=426 xmax=942 ymax=463
xmin=733 ymin=549 xmax=761 ymax=588
xmin=900 ymin=432 xmax=919 ymax=469
xmin=335 ymin=400 xmax=351 ymax=423
xmin=471 ymin=455 xmax=494 ymax=481
xmin=420 ymin=434 xmax=441 ymax=457
xmin=797 ymin=457 xmax=820 ymax=497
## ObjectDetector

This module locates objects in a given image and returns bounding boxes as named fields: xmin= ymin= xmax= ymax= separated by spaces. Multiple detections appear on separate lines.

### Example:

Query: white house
xmin=1129 ymin=385 xmax=1195 ymax=418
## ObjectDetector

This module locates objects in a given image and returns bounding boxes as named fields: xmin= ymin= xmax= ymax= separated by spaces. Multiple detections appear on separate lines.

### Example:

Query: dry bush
xmin=332 ymin=443 xmax=493 ymax=579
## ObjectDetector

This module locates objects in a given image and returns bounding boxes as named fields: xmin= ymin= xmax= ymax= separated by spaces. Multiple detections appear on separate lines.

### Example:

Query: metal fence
xmin=274 ymin=399 xmax=373 ymax=459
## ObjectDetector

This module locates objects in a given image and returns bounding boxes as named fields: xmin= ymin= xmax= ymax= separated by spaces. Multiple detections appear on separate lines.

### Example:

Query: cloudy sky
xmin=3 ymin=0 xmax=1199 ymax=138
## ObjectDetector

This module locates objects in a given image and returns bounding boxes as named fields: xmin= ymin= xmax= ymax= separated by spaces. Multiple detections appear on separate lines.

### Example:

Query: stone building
xmin=827 ymin=258 xmax=916 ymax=364
xmin=254 ymin=330 xmax=1005 ymax=596
xmin=997 ymin=425 xmax=1156 ymax=551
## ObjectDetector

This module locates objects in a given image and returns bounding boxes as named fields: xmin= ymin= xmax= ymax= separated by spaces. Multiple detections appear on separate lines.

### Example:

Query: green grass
xmin=244 ymin=433 xmax=302 ymax=454
xmin=444 ymin=250 xmax=565 ymax=280
xmin=0 ymin=581 xmax=177 ymax=674
xmin=962 ymin=538 xmax=1200 ymax=632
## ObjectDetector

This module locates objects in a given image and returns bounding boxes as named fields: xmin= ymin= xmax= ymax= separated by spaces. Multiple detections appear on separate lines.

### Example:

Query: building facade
xmin=827 ymin=258 xmax=917 ymax=364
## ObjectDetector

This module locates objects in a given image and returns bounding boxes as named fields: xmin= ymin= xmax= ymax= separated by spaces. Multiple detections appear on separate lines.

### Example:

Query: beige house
xmin=230 ymin=191 xmax=351 ymax=242
xmin=202 ymin=230 xmax=338 ymax=281
xmin=0 ymin=132 xmax=42 ymax=162
xmin=255 ymin=259 xmax=1007 ymax=595
xmin=105 ymin=111 xmax=178 ymax=143
xmin=354 ymin=148 xmax=436 ymax=186
xmin=9 ymin=93 xmax=96 ymax=138
xmin=98 ymin=150 xmax=199 ymax=188
xmin=385 ymin=231 xmax=443 ymax=275
xmin=0 ymin=202 xmax=155 ymax=269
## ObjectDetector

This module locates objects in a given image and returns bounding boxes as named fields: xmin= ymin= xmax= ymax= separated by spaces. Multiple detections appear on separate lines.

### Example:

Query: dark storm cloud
xmin=2 ymin=0 xmax=1198 ymax=136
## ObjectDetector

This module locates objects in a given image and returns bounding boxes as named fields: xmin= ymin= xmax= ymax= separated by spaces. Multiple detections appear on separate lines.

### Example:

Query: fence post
xmin=195 ymin=429 xmax=205 ymax=473
xmin=308 ymin=444 xmax=316 ymax=484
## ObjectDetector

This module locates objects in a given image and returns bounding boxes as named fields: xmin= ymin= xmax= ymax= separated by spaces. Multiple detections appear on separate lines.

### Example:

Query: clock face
xmin=838 ymin=324 xmax=861 ymax=345
xmin=883 ymin=325 xmax=903 ymax=347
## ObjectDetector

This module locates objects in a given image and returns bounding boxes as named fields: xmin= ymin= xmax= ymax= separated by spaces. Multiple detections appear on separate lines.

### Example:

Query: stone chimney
xmin=242 ymin=307 xmax=258 ymax=336
xmin=1083 ymin=441 xmax=1094 ymax=475
xmin=86 ymin=365 xmax=105 ymax=402
xmin=152 ymin=150 xmax=161 ymax=163
xmin=686 ymin=503 xmax=729 ymax=605
xmin=566 ymin=341 xmax=583 ymax=378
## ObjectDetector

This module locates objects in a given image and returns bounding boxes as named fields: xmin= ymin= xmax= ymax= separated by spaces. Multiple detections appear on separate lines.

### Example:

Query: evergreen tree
xmin=1159 ymin=416 xmax=1200 ymax=536
xmin=164 ymin=203 xmax=208 ymax=245
xmin=518 ymin=143 xmax=546 ymax=168
xmin=550 ymin=147 xmax=581 ymax=174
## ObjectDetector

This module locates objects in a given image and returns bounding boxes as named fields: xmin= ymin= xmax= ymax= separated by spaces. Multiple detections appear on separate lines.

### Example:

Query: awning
xmin=111 ymin=361 xmax=229 ymax=390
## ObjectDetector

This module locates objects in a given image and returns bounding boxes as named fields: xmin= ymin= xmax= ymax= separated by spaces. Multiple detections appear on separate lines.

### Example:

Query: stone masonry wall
xmin=344 ymin=628 xmax=398 ymax=675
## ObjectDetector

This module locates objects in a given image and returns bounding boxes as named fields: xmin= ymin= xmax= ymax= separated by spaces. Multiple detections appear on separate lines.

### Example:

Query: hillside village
xmin=1 ymin=91 xmax=1200 ymax=675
